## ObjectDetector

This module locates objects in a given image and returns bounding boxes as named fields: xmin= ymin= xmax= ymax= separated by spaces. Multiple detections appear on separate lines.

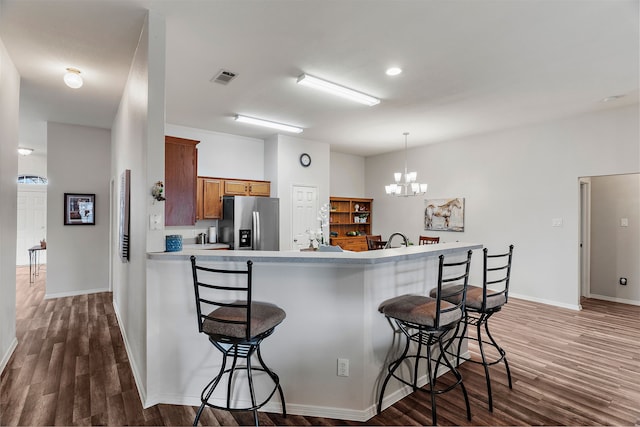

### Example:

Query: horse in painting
xmin=425 ymin=198 xmax=462 ymax=229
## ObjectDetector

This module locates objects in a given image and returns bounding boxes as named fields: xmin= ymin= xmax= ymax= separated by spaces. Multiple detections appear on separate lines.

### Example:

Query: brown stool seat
xmin=203 ymin=301 xmax=286 ymax=340
xmin=378 ymin=295 xmax=461 ymax=328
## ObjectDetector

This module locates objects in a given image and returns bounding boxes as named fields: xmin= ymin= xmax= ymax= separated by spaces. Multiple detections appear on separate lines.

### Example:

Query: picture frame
xmin=424 ymin=197 xmax=465 ymax=232
xmin=64 ymin=193 xmax=95 ymax=225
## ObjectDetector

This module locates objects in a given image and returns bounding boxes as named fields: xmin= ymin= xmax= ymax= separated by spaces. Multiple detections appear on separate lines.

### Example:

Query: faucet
xmin=384 ymin=232 xmax=409 ymax=249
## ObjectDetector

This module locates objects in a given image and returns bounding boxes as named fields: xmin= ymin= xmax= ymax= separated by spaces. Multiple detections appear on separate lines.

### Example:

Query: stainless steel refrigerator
xmin=219 ymin=196 xmax=280 ymax=250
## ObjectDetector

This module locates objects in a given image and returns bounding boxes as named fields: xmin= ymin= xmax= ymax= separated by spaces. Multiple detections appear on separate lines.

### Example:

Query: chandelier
xmin=385 ymin=132 xmax=428 ymax=197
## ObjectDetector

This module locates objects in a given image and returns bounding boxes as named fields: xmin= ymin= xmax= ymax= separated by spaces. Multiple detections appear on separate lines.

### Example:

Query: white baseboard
xmin=0 ymin=337 xmax=18 ymax=375
xmin=588 ymin=293 xmax=640 ymax=307
xmin=45 ymin=287 xmax=110 ymax=299
xmin=112 ymin=300 xmax=148 ymax=407
xmin=509 ymin=292 xmax=581 ymax=311
xmin=146 ymin=350 xmax=472 ymax=422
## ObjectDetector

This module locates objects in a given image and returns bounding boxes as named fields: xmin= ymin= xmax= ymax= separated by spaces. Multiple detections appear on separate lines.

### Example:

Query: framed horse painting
xmin=424 ymin=198 xmax=464 ymax=231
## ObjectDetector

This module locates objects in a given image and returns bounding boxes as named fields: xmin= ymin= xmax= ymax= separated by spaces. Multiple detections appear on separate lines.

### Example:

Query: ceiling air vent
xmin=211 ymin=69 xmax=238 ymax=85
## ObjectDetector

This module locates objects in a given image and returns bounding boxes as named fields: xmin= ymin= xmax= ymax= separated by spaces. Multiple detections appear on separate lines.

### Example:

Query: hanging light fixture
xmin=63 ymin=67 xmax=83 ymax=89
xmin=385 ymin=132 xmax=428 ymax=197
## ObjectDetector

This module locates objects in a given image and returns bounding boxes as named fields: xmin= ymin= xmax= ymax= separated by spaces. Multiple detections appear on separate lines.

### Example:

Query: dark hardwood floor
xmin=2 ymin=266 xmax=639 ymax=425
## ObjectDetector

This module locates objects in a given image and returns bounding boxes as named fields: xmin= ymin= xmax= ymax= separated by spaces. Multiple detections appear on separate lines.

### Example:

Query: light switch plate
xmin=552 ymin=218 xmax=563 ymax=227
xmin=149 ymin=214 xmax=162 ymax=230
xmin=621 ymin=218 xmax=629 ymax=227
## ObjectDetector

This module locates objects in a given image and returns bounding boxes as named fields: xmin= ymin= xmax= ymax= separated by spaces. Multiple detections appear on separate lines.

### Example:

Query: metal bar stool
xmin=439 ymin=245 xmax=514 ymax=412
xmin=377 ymin=251 xmax=473 ymax=425
xmin=190 ymin=256 xmax=287 ymax=426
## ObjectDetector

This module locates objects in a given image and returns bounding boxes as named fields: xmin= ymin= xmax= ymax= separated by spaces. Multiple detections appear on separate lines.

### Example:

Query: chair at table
xmin=419 ymin=235 xmax=440 ymax=245
xmin=377 ymin=251 xmax=473 ymax=425
xmin=190 ymin=256 xmax=287 ymax=426
xmin=367 ymin=235 xmax=386 ymax=250
xmin=436 ymin=245 xmax=514 ymax=412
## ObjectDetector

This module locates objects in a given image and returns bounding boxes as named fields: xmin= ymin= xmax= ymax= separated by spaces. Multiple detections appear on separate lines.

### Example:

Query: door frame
xmin=579 ymin=177 xmax=591 ymax=303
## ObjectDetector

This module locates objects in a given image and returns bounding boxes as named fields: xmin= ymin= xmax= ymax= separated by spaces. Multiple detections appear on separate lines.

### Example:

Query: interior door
xmin=291 ymin=185 xmax=318 ymax=250
xmin=16 ymin=185 xmax=47 ymax=265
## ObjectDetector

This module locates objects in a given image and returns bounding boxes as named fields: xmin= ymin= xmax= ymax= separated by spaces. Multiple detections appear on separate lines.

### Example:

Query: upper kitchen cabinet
xmin=165 ymin=136 xmax=199 ymax=225
xmin=223 ymin=179 xmax=271 ymax=196
xmin=196 ymin=177 xmax=222 ymax=220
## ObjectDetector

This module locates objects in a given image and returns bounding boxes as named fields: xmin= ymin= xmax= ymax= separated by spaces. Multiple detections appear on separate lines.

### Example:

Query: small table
xmin=28 ymin=245 xmax=46 ymax=284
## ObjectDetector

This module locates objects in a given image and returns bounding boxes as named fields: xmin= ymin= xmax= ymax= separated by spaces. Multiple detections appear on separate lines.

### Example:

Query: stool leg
xmin=484 ymin=316 xmax=513 ymax=389
xmin=476 ymin=314 xmax=494 ymax=412
xmin=438 ymin=334 xmax=471 ymax=421
xmin=425 ymin=340 xmax=437 ymax=426
xmin=456 ymin=311 xmax=469 ymax=366
xmin=194 ymin=353 xmax=229 ymax=426
xmin=413 ymin=332 xmax=424 ymax=391
xmin=245 ymin=353 xmax=259 ymax=427
xmin=377 ymin=327 xmax=411 ymax=414
xmin=256 ymin=346 xmax=287 ymax=417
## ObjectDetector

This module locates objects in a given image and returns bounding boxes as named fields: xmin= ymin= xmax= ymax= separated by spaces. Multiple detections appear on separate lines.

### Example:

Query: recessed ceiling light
xmin=601 ymin=94 xmax=625 ymax=103
xmin=64 ymin=67 xmax=83 ymax=89
xmin=386 ymin=67 xmax=402 ymax=76
xmin=235 ymin=115 xmax=303 ymax=133
xmin=18 ymin=147 xmax=34 ymax=156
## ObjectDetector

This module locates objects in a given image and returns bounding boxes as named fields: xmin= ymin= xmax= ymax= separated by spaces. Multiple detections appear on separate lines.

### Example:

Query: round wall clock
xmin=299 ymin=153 xmax=311 ymax=167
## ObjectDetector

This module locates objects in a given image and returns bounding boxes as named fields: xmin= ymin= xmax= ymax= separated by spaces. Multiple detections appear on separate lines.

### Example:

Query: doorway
xmin=291 ymin=185 xmax=318 ymax=250
xmin=579 ymin=178 xmax=591 ymax=301
xmin=16 ymin=185 xmax=47 ymax=266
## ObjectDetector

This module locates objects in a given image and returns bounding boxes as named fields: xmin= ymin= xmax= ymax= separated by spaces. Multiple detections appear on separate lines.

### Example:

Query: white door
xmin=16 ymin=185 xmax=47 ymax=265
xmin=291 ymin=186 xmax=318 ymax=250
xmin=579 ymin=178 xmax=591 ymax=299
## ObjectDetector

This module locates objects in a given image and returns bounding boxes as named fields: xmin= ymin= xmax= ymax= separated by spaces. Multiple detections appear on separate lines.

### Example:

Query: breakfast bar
xmin=146 ymin=242 xmax=481 ymax=421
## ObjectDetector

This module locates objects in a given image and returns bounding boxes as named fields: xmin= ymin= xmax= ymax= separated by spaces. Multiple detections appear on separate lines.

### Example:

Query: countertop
xmin=149 ymin=241 xmax=481 ymax=264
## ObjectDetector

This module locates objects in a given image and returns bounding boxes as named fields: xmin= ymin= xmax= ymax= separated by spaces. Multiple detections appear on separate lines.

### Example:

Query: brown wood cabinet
xmin=223 ymin=179 xmax=271 ymax=196
xmin=196 ymin=177 xmax=222 ymax=220
xmin=165 ymin=136 xmax=199 ymax=226
xmin=196 ymin=177 xmax=271 ymax=221
xmin=329 ymin=197 xmax=373 ymax=252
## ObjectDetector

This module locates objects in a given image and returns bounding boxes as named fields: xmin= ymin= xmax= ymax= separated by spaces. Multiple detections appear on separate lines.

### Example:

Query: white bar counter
xmin=146 ymin=242 xmax=481 ymax=421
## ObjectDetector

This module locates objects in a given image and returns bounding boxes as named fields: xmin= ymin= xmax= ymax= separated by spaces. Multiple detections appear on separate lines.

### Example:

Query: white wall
xmin=0 ymin=34 xmax=20 ymax=373
xmin=18 ymin=151 xmax=46 ymax=177
xmin=366 ymin=105 xmax=639 ymax=309
xmin=590 ymin=173 xmax=640 ymax=303
xmin=330 ymin=151 xmax=366 ymax=198
xmin=46 ymin=123 xmax=110 ymax=297
xmin=110 ymin=10 xmax=165 ymax=404
xmin=165 ymin=123 xmax=265 ymax=180
xmin=265 ymin=134 xmax=331 ymax=249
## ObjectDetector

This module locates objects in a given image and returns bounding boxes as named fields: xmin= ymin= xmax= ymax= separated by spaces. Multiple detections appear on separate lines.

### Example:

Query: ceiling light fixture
xmin=63 ymin=67 xmax=83 ymax=89
xmin=601 ymin=94 xmax=625 ymax=103
xmin=296 ymin=73 xmax=380 ymax=106
xmin=18 ymin=147 xmax=34 ymax=156
xmin=385 ymin=132 xmax=427 ymax=197
xmin=235 ymin=115 xmax=303 ymax=133
xmin=386 ymin=67 xmax=402 ymax=76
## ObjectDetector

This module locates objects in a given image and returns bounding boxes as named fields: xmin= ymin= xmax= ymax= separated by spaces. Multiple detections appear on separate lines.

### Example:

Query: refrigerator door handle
xmin=253 ymin=211 xmax=260 ymax=249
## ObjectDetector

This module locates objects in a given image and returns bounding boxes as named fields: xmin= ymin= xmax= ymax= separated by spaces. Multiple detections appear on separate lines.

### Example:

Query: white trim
xmin=44 ymin=287 xmax=110 ymax=299
xmin=0 ymin=337 xmax=18 ymax=374
xmin=588 ymin=293 xmax=640 ymax=307
xmin=509 ymin=292 xmax=582 ymax=311
xmin=146 ymin=351 xmax=470 ymax=422
xmin=112 ymin=299 xmax=148 ymax=407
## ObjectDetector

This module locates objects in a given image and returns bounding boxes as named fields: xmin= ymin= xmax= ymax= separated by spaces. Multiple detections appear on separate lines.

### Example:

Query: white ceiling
xmin=1 ymin=0 xmax=638 ymax=157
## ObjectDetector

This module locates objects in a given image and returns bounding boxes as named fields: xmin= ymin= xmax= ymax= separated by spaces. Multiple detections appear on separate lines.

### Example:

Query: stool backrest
xmin=190 ymin=256 xmax=253 ymax=341
xmin=434 ymin=250 xmax=472 ymax=329
xmin=366 ymin=235 xmax=382 ymax=250
xmin=482 ymin=245 xmax=514 ymax=310
xmin=419 ymin=235 xmax=440 ymax=245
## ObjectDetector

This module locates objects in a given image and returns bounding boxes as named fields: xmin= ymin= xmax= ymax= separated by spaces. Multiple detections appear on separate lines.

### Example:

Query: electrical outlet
xmin=337 ymin=358 xmax=349 ymax=377
xmin=619 ymin=277 xmax=627 ymax=286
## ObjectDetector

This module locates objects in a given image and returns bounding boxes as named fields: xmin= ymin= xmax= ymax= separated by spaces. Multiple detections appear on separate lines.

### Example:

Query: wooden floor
xmin=2 ymin=266 xmax=640 ymax=426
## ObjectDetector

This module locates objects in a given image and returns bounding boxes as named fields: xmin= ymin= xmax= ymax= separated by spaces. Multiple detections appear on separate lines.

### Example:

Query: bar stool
xmin=419 ymin=235 xmax=440 ymax=245
xmin=190 ymin=256 xmax=287 ymax=426
xmin=377 ymin=251 xmax=473 ymax=425
xmin=437 ymin=245 xmax=514 ymax=412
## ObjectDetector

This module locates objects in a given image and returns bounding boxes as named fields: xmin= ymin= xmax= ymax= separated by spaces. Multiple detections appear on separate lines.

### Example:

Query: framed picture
xmin=424 ymin=198 xmax=464 ymax=232
xmin=64 ymin=193 xmax=95 ymax=225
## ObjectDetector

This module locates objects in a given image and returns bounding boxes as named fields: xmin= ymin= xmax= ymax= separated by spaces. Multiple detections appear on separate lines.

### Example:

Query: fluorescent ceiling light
xmin=18 ymin=147 xmax=34 ymax=156
xmin=297 ymin=73 xmax=380 ymax=106
xmin=64 ymin=67 xmax=83 ymax=89
xmin=235 ymin=115 xmax=303 ymax=133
